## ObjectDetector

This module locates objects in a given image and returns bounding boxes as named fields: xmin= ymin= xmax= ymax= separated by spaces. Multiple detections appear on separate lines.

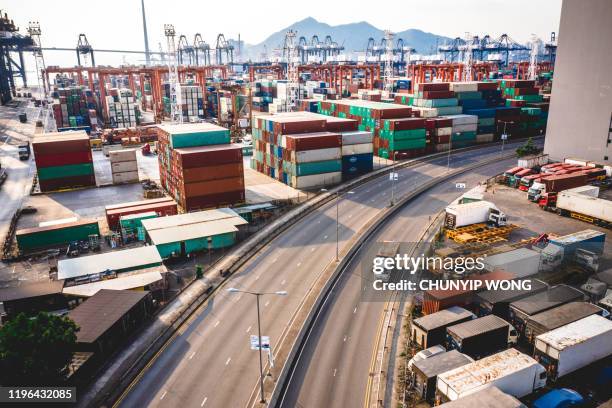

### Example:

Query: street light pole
xmin=447 ymin=134 xmax=456 ymax=172
xmin=227 ymin=288 xmax=287 ymax=404
xmin=390 ymin=151 xmax=398 ymax=206
xmin=322 ymin=188 xmax=354 ymax=262
xmin=500 ymin=120 xmax=513 ymax=157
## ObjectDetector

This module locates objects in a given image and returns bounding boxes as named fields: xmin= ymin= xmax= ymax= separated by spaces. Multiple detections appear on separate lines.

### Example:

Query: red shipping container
xmin=422 ymin=90 xmax=455 ymax=99
xmin=514 ymin=87 xmax=538 ymax=96
xmin=375 ymin=106 xmax=413 ymax=120
xmin=176 ymin=144 xmax=243 ymax=169
xmin=183 ymin=190 xmax=245 ymax=211
xmin=416 ymin=82 xmax=450 ymax=92
xmin=34 ymin=151 xmax=92 ymax=168
xmin=32 ymin=136 xmax=91 ymax=155
xmin=38 ymin=174 xmax=96 ymax=192
xmin=477 ymin=82 xmax=499 ymax=91
xmin=433 ymin=118 xmax=453 ymax=128
xmin=542 ymin=173 xmax=587 ymax=193
xmin=181 ymin=162 xmax=244 ymax=184
xmin=106 ymin=201 xmax=178 ymax=230
xmin=386 ymin=118 xmax=426 ymax=131
xmin=425 ymin=119 xmax=436 ymax=131
xmin=324 ymin=117 xmax=359 ymax=132
xmin=183 ymin=177 xmax=244 ymax=196
xmin=285 ymin=132 xmax=342 ymax=151
xmin=273 ymin=118 xmax=327 ymax=134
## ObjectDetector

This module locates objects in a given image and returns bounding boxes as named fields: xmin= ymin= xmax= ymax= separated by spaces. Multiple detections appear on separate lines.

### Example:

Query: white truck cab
xmin=508 ymin=324 xmax=518 ymax=346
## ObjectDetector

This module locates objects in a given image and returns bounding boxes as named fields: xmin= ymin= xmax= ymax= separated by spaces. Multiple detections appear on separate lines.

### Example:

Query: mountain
xmin=240 ymin=17 xmax=451 ymax=60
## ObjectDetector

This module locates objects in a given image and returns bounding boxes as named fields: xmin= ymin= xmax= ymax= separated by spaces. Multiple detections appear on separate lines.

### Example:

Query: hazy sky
xmin=4 ymin=0 xmax=562 ymax=68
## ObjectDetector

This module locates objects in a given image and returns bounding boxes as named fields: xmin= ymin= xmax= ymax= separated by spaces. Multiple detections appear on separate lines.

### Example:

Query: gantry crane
xmin=76 ymin=34 xmax=95 ymax=67
xmin=0 ymin=10 xmax=34 ymax=104
xmin=164 ymin=24 xmax=182 ymax=123
xmin=383 ymin=30 xmax=394 ymax=92
xmin=283 ymin=30 xmax=299 ymax=112
xmin=215 ymin=34 xmax=234 ymax=65
xmin=193 ymin=34 xmax=211 ymax=66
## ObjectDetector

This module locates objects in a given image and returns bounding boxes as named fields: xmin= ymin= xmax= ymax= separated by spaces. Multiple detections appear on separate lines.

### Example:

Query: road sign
xmin=455 ymin=182 xmax=467 ymax=189
xmin=250 ymin=335 xmax=270 ymax=351
xmin=389 ymin=172 xmax=399 ymax=181
xmin=501 ymin=134 xmax=508 ymax=140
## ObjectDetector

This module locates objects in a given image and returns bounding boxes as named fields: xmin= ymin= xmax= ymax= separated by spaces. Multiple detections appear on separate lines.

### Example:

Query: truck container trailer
xmin=518 ymin=154 xmax=549 ymax=169
xmin=411 ymin=306 xmax=475 ymax=349
xmin=528 ymin=173 xmax=588 ymax=202
xmin=436 ymin=348 xmax=547 ymax=402
xmin=548 ymin=229 xmax=606 ymax=257
xmin=508 ymin=285 xmax=584 ymax=335
xmin=482 ymin=248 xmax=541 ymax=278
xmin=437 ymin=386 xmax=526 ymax=408
xmin=444 ymin=200 xmax=506 ymax=229
xmin=412 ymin=350 xmax=474 ymax=403
xmin=475 ymin=279 xmax=548 ymax=318
xmin=525 ymin=302 xmax=605 ymax=344
xmin=509 ymin=168 xmax=534 ymax=188
xmin=553 ymin=187 xmax=612 ymax=227
xmin=445 ymin=314 xmax=517 ymax=359
xmin=534 ymin=315 xmax=612 ymax=380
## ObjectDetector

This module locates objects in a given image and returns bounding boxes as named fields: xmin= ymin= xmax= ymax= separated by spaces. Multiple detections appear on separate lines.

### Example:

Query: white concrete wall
xmin=544 ymin=0 xmax=612 ymax=163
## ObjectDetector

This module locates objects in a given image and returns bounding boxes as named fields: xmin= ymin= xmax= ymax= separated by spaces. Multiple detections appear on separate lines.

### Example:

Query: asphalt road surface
xmin=278 ymin=156 xmax=517 ymax=408
xmin=116 ymin=142 xmax=526 ymax=408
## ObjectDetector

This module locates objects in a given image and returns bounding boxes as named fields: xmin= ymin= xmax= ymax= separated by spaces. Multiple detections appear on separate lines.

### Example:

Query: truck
xmin=518 ymin=173 xmax=541 ymax=191
xmin=445 ymin=314 xmax=518 ymax=359
xmin=529 ymin=173 xmax=588 ymax=202
xmin=509 ymin=168 xmax=534 ymax=188
xmin=508 ymin=285 xmax=585 ymax=335
xmin=444 ymin=201 xmax=507 ymax=229
xmin=411 ymin=350 xmax=474 ymax=404
xmin=475 ymin=279 xmax=548 ymax=318
xmin=436 ymin=348 xmax=547 ymax=402
xmin=482 ymin=248 xmax=541 ymax=278
xmin=501 ymin=167 xmax=524 ymax=185
xmin=411 ymin=306 xmax=476 ymax=349
xmin=534 ymin=315 xmax=612 ymax=380
xmin=518 ymin=154 xmax=549 ymax=170
xmin=551 ymin=186 xmax=612 ymax=227
xmin=524 ymin=301 xmax=606 ymax=344
xmin=540 ymin=162 xmax=564 ymax=174
xmin=375 ymin=241 xmax=401 ymax=282
xmin=437 ymin=386 xmax=526 ymax=408
xmin=17 ymin=143 xmax=30 ymax=160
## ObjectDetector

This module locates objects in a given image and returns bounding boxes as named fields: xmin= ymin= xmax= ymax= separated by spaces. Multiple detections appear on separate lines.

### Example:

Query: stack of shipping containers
xmin=32 ymin=131 xmax=96 ymax=192
xmin=409 ymin=82 xmax=462 ymax=118
xmin=109 ymin=149 xmax=139 ymax=184
xmin=106 ymin=88 xmax=140 ymax=128
xmin=50 ymin=86 xmax=99 ymax=131
xmin=156 ymin=123 xmax=245 ymax=211
xmin=451 ymin=81 xmax=503 ymax=144
xmin=499 ymin=79 xmax=548 ymax=137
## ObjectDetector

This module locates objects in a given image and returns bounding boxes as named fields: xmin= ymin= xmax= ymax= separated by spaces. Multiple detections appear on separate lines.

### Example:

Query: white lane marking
xmin=324 ymin=235 xmax=328 ymax=239
xmin=246 ymin=325 xmax=252 ymax=333
xmin=188 ymin=351 xmax=196 ymax=360
xmin=272 ymin=258 xmax=278 ymax=263
xmin=333 ymin=368 xmax=337 ymax=377
xmin=343 ymin=335 xmax=347 ymax=342
xmin=281 ymin=279 xmax=286 ymax=285
xmin=201 ymin=397 xmax=208 ymax=407
xmin=348 ymin=214 xmax=352 ymax=218
xmin=214 ymin=320 xmax=220 ymax=328
xmin=354 ymin=307 xmax=358 ymax=314
xmin=160 ymin=391 xmax=167 ymax=400
xmin=265 ymin=301 xmax=270 ymax=307
xmin=311 ymin=247 xmax=315 ymax=252
xmin=296 ymin=262 xmax=301 ymax=267
xmin=255 ymin=275 xmax=260 ymax=281
xmin=371 ymin=199 xmax=375 ymax=202
xmin=225 ymin=357 xmax=231 ymax=366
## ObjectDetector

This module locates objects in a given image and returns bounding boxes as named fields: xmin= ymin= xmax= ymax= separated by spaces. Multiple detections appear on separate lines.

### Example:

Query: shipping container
xmin=176 ymin=144 xmax=243 ymax=168
xmin=412 ymin=350 xmax=474 ymax=404
xmin=106 ymin=200 xmax=177 ymax=230
xmin=445 ymin=314 xmax=514 ymax=359
xmin=444 ymin=201 xmax=500 ymax=229
xmin=411 ymin=306 xmax=475 ymax=348
xmin=525 ymin=302 xmax=604 ymax=344
xmin=109 ymin=149 xmax=137 ymax=163
xmin=555 ymin=188 xmax=612 ymax=225
xmin=482 ymin=248 xmax=541 ymax=278
xmin=475 ymin=279 xmax=548 ymax=318
xmin=436 ymin=386 xmax=526 ymax=408
xmin=534 ymin=315 xmax=612 ymax=380
xmin=542 ymin=173 xmax=588 ymax=193
xmin=112 ymin=171 xmax=139 ymax=184
xmin=38 ymin=174 xmax=96 ymax=192
xmin=16 ymin=219 xmax=100 ymax=252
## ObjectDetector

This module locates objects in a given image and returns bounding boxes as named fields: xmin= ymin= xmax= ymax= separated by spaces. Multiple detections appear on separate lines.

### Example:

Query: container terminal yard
xmin=0 ymin=0 xmax=611 ymax=407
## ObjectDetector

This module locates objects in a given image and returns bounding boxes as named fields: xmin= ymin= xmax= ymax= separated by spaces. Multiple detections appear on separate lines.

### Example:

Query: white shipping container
xmin=449 ymin=82 xmax=479 ymax=92
xmin=436 ymin=127 xmax=452 ymax=136
xmin=534 ymin=315 xmax=612 ymax=379
xmin=341 ymin=131 xmax=373 ymax=145
xmin=291 ymin=148 xmax=341 ymax=163
xmin=556 ymin=187 xmax=612 ymax=223
xmin=476 ymin=133 xmax=494 ymax=143
xmin=436 ymin=349 xmax=546 ymax=401
xmin=112 ymin=171 xmax=139 ymax=184
xmin=453 ymin=123 xmax=478 ymax=133
xmin=341 ymin=143 xmax=373 ymax=156
xmin=564 ymin=157 xmax=589 ymax=166
xmin=111 ymin=160 xmax=138 ymax=173
xmin=518 ymin=154 xmax=549 ymax=169
xmin=109 ymin=149 xmax=137 ymax=163
xmin=291 ymin=172 xmax=342 ymax=189
xmin=435 ymin=143 xmax=450 ymax=152
xmin=444 ymin=200 xmax=498 ymax=228
xmin=412 ymin=107 xmax=438 ymax=118
xmin=483 ymin=248 xmax=541 ymax=278
xmin=103 ymin=144 xmax=125 ymax=156
xmin=447 ymin=114 xmax=479 ymax=126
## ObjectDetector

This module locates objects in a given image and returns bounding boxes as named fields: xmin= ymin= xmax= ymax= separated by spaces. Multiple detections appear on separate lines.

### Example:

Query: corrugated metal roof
xmin=535 ymin=314 xmax=612 ymax=351
xmin=510 ymin=285 xmax=584 ymax=316
xmin=58 ymin=246 xmax=162 ymax=280
xmin=147 ymin=219 xmax=238 ymax=245
xmin=62 ymin=270 xmax=164 ymax=297
xmin=0 ymin=280 xmax=64 ymax=302
xmin=68 ymin=289 xmax=149 ymax=344
xmin=438 ymin=349 xmax=538 ymax=395
xmin=141 ymin=208 xmax=246 ymax=231
xmin=528 ymin=302 xmax=602 ymax=331
xmin=157 ymin=122 xmax=227 ymax=135
xmin=413 ymin=306 xmax=474 ymax=331
xmin=447 ymin=314 xmax=508 ymax=339
xmin=477 ymin=279 xmax=548 ymax=305
xmin=437 ymin=386 xmax=526 ymax=408
xmin=550 ymin=229 xmax=605 ymax=245
xmin=413 ymin=350 xmax=473 ymax=378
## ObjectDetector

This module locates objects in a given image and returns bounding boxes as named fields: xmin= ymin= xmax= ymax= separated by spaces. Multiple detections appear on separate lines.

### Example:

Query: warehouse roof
xmin=147 ymin=219 xmax=239 ymax=245
xmin=68 ymin=289 xmax=149 ymax=344
xmin=595 ymin=268 xmax=612 ymax=286
xmin=141 ymin=208 xmax=246 ymax=231
xmin=510 ymin=285 xmax=584 ymax=316
xmin=447 ymin=314 xmax=508 ymax=339
xmin=0 ymin=280 xmax=64 ymax=302
xmin=157 ymin=122 xmax=227 ymax=135
xmin=437 ymin=386 xmax=526 ymax=408
xmin=62 ymin=269 xmax=164 ymax=297
xmin=58 ymin=246 xmax=162 ymax=280
xmin=528 ymin=302 xmax=602 ymax=331
xmin=413 ymin=306 xmax=474 ymax=331
xmin=535 ymin=314 xmax=612 ymax=350
xmin=105 ymin=197 xmax=174 ymax=212
xmin=413 ymin=350 xmax=473 ymax=379
xmin=16 ymin=219 xmax=97 ymax=236
xmin=477 ymin=279 xmax=548 ymax=304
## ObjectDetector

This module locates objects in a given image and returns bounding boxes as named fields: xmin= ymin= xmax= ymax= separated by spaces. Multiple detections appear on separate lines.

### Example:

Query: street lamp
xmin=321 ymin=188 xmax=355 ymax=261
xmin=448 ymin=133 xmax=457 ymax=172
xmin=390 ymin=151 xmax=399 ymax=206
xmin=498 ymin=120 xmax=513 ymax=157
xmin=227 ymin=288 xmax=287 ymax=404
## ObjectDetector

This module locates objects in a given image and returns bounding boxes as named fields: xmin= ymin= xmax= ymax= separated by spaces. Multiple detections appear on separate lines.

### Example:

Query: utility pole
xmin=141 ymin=0 xmax=151 ymax=65
xmin=164 ymin=24 xmax=182 ymax=123
xmin=390 ymin=151 xmax=398 ymax=206
xmin=447 ymin=134 xmax=455 ymax=172
xmin=499 ymin=120 xmax=513 ymax=157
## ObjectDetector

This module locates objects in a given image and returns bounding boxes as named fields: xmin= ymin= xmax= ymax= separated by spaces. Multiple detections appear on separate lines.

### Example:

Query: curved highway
xmin=116 ymin=142 xmax=525 ymax=408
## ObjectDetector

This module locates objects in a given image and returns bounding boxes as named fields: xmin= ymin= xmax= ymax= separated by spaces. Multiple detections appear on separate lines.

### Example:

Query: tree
xmin=0 ymin=312 xmax=78 ymax=386
xmin=516 ymin=137 xmax=542 ymax=157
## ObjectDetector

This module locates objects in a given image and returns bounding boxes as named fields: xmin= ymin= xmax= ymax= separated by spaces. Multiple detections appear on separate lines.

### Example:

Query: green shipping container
xmin=37 ymin=162 xmax=94 ymax=181
xmin=16 ymin=221 xmax=100 ymax=251
xmin=170 ymin=129 xmax=230 ymax=148
xmin=119 ymin=211 xmax=158 ymax=231
xmin=388 ymin=138 xmax=426 ymax=151
xmin=288 ymin=159 xmax=342 ymax=177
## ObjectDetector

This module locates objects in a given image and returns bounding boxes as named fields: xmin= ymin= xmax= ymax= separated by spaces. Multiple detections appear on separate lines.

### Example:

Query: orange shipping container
xmin=183 ymin=177 xmax=245 ymax=196
xmin=181 ymin=162 xmax=244 ymax=184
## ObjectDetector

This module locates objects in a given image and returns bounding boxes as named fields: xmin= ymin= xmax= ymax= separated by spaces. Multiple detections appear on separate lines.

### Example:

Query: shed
xmin=68 ymin=289 xmax=152 ymax=354
xmin=525 ymin=302 xmax=603 ymax=343
xmin=0 ymin=280 xmax=66 ymax=317
xmin=475 ymin=279 xmax=548 ymax=318
xmin=412 ymin=350 xmax=473 ymax=403
xmin=411 ymin=306 xmax=475 ymax=348
xmin=62 ymin=269 xmax=165 ymax=297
